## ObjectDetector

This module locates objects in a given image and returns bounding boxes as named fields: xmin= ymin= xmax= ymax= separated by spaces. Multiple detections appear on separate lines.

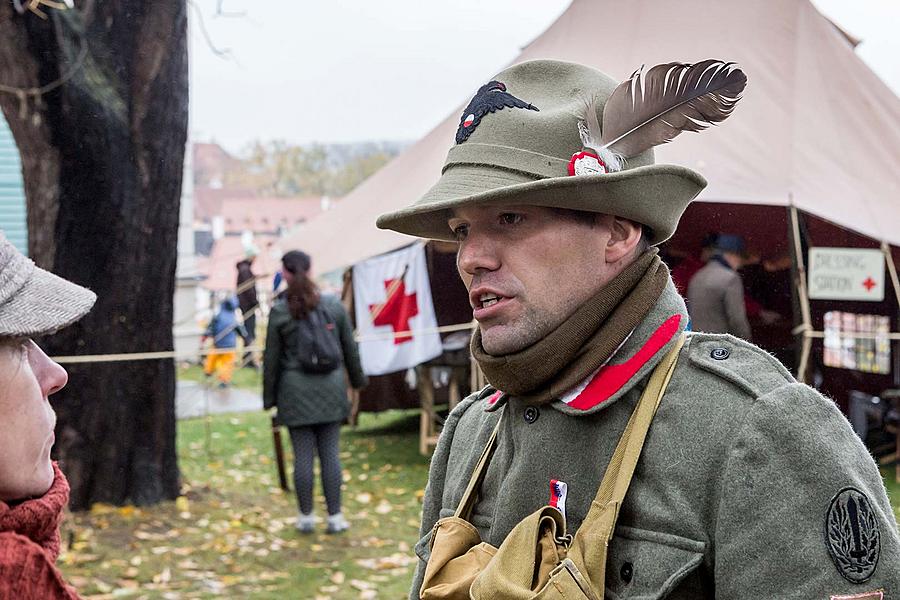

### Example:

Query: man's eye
xmin=451 ymin=224 xmax=468 ymax=241
xmin=499 ymin=213 xmax=524 ymax=226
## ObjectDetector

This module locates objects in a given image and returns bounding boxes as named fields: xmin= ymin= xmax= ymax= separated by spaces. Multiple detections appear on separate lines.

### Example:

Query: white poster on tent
xmin=352 ymin=243 xmax=443 ymax=376
xmin=808 ymin=247 xmax=885 ymax=302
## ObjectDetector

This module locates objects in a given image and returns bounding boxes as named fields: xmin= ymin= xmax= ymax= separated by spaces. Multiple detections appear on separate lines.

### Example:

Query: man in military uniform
xmin=377 ymin=59 xmax=900 ymax=598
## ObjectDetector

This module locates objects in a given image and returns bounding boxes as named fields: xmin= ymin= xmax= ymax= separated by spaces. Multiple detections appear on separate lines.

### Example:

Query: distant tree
xmin=0 ymin=1 xmax=188 ymax=509
xmin=224 ymin=140 xmax=399 ymax=197
xmin=331 ymin=150 xmax=395 ymax=195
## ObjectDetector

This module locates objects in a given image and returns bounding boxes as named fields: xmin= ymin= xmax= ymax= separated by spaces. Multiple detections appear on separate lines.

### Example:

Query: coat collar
xmin=553 ymin=278 xmax=687 ymax=415
xmin=484 ymin=277 xmax=688 ymax=415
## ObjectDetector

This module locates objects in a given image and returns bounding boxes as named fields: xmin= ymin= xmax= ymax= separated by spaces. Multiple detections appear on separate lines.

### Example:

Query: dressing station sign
xmin=808 ymin=247 xmax=885 ymax=302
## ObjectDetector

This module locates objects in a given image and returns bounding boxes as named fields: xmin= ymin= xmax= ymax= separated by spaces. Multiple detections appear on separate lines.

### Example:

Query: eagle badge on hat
xmin=376 ymin=59 xmax=746 ymax=246
xmin=456 ymin=80 xmax=538 ymax=144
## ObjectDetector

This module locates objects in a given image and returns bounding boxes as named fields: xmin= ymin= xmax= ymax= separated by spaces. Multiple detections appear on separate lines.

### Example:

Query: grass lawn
xmin=57 ymin=397 xmax=900 ymax=599
xmin=177 ymin=363 xmax=262 ymax=391
xmin=59 ymin=408 xmax=430 ymax=599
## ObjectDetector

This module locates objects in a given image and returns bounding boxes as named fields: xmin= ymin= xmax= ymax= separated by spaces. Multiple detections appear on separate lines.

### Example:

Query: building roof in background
xmin=193 ymin=142 xmax=241 ymax=188
xmin=194 ymin=186 xmax=258 ymax=223
xmin=199 ymin=234 xmax=282 ymax=292
xmin=219 ymin=196 xmax=327 ymax=235
xmin=279 ymin=0 xmax=900 ymax=274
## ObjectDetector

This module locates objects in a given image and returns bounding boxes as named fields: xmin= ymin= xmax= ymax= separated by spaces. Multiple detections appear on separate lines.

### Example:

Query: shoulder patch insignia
xmin=825 ymin=487 xmax=881 ymax=583
xmin=456 ymin=80 xmax=538 ymax=144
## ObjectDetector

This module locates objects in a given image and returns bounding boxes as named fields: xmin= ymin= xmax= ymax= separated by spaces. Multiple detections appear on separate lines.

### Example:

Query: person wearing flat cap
xmin=377 ymin=60 xmax=900 ymax=599
xmin=0 ymin=232 xmax=95 ymax=598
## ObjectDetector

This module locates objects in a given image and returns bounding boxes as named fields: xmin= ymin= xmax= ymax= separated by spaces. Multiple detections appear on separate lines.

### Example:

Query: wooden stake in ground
xmin=271 ymin=415 xmax=290 ymax=492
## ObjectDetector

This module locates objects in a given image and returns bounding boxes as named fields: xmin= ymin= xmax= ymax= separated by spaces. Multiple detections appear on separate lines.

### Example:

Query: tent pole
xmin=797 ymin=335 xmax=813 ymax=384
xmin=789 ymin=204 xmax=813 ymax=383
xmin=344 ymin=269 xmax=361 ymax=427
xmin=882 ymin=241 xmax=900 ymax=309
xmin=882 ymin=242 xmax=900 ymax=394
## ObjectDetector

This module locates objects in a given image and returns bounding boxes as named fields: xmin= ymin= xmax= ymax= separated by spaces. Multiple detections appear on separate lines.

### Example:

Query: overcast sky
xmin=189 ymin=0 xmax=900 ymax=156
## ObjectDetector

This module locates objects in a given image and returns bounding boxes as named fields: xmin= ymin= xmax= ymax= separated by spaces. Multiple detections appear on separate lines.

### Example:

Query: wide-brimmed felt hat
xmin=0 ymin=232 xmax=96 ymax=337
xmin=377 ymin=59 xmax=745 ymax=245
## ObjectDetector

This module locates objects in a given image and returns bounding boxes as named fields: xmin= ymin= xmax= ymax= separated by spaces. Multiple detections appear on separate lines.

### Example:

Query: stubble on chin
xmin=480 ymin=308 xmax=554 ymax=356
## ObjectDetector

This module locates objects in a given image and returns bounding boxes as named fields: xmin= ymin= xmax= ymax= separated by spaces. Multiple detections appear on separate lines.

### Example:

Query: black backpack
xmin=295 ymin=303 xmax=344 ymax=374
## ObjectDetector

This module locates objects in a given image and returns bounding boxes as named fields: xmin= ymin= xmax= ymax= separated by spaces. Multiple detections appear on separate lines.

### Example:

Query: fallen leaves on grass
xmin=356 ymin=553 xmax=417 ymax=571
xmin=58 ymin=409 xmax=432 ymax=597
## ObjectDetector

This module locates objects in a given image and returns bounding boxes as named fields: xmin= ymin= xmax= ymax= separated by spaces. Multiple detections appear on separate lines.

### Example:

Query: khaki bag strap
xmin=454 ymin=408 xmax=505 ymax=520
xmin=590 ymin=333 xmax=685 ymax=540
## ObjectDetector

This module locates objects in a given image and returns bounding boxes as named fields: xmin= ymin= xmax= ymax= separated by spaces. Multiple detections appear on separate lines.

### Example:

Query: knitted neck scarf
xmin=0 ymin=462 xmax=69 ymax=561
xmin=471 ymin=250 xmax=668 ymax=405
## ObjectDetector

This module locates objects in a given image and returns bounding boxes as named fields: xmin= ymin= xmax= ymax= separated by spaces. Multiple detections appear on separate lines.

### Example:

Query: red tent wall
xmin=667 ymin=202 xmax=899 ymax=413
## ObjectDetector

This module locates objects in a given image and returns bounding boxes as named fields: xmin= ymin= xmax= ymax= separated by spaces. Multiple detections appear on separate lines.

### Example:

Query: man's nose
xmin=29 ymin=341 xmax=69 ymax=397
xmin=456 ymin=231 xmax=502 ymax=277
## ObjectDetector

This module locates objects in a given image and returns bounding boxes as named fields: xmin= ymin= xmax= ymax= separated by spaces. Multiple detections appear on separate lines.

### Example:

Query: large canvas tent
xmin=282 ymin=0 xmax=900 ymax=274
xmin=279 ymin=0 xmax=900 ymax=417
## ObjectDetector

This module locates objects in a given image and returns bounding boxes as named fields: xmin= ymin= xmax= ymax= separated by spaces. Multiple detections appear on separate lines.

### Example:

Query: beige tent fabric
xmin=280 ymin=0 xmax=900 ymax=275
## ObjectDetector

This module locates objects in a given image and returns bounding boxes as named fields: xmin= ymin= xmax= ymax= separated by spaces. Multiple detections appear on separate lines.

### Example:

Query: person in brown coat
xmin=236 ymin=247 xmax=259 ymax=366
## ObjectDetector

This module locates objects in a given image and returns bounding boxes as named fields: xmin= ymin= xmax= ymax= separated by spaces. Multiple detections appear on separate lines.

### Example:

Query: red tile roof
xmin=219 ymin=196 xmax=327 ymax=234
xmin=199 ymin=234 xmax=282 ymax=292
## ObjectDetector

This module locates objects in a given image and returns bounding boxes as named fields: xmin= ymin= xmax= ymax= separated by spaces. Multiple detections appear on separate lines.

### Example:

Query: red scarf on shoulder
xmin=0 ymin=462 xmax=80 ymax=598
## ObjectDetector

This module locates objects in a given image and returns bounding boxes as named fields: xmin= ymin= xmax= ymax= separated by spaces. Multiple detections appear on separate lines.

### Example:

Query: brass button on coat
xmin=523 ymin=406 xmax=540 ymax=424
xmin=710 ymin=347 xmax=730 ymax=360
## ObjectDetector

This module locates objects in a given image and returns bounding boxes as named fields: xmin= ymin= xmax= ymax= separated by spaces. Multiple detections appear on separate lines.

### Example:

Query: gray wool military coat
xmin=411 ymin=280 xmax=900 ymax=599
xmin=687 ymin=259 xmax=752 ymax=340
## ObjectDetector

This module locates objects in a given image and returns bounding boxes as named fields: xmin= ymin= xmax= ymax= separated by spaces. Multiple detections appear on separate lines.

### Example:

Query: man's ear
xmin=606 ymin=217 xmax=643 ymax=263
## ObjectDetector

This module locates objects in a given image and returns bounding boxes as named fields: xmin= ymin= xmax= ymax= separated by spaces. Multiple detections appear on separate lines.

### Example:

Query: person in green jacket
xmin=263 ymin=251 xmax=367 ymax=534
xmin=376 ymin=59 xmax=900 ymax=598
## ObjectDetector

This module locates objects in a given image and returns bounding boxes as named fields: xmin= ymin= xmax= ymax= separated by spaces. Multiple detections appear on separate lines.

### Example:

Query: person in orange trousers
xmin=202 ymin=296 xmax=247 ymax=387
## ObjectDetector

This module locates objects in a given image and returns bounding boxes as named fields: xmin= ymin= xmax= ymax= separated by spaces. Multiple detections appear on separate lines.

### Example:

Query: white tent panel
xmin=281 ymin=0 xmax=900 ymax=275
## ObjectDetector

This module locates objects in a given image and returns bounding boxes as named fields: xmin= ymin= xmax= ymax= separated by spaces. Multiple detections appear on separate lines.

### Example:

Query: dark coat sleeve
xmin=714 ymin=383 xmax=900 ymax=597
xmin=332 ymin=297 xmax=368 ymax=389
xmin=262 ymin=305 xmax=284 ymax=410
xmin=204 ymin=314 xmax=216 ymax=338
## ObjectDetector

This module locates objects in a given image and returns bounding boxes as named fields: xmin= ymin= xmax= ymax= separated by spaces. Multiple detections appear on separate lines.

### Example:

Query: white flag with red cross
xmin=352 ymin=242 xmax=443 ymax=376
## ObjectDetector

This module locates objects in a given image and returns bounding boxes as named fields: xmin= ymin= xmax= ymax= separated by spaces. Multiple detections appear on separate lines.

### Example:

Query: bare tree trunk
xmin=0 ymin=1 xmax=188 ymax=509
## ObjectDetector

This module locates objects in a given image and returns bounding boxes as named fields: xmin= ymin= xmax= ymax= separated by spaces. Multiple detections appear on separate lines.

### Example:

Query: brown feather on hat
xmin=376 ymin=59 xmax=745 ymax=245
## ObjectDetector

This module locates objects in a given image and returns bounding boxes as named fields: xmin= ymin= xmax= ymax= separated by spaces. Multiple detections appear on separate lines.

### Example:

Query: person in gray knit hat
xmin=0 ymin=231 xmax=95 ymax=598
xmin=378 ymin=60 xmax=900 ymax=598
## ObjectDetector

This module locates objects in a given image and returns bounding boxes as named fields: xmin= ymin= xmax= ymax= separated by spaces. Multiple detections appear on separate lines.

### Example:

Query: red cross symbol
xmin=369 ymin=274 xmax=419 ymax=345
xmin=862 ymin=277 xmax=877 ymax=292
